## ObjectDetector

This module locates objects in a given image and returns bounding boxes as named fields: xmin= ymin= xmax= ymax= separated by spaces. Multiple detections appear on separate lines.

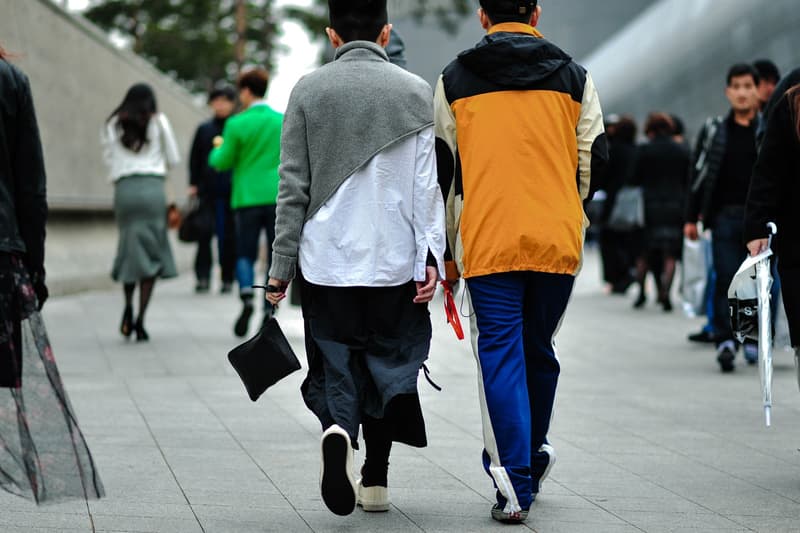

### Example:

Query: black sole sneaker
xmin=491 ymin=504 xmax=529 ymax=524
xmin=717 ymin=348 xmax=735 ymax=373
xmin=320 ymin=425 xmax=356 ymax=516
xmin=234 ymin=304 xmax=253 ymax=338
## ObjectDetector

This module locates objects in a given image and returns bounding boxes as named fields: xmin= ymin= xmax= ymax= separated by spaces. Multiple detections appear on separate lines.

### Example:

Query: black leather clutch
xmin=227 ymin=317 xmax=301 ymax=401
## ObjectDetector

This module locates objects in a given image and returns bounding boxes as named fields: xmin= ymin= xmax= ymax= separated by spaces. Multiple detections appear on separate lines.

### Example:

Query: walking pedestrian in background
xmin=685 ymin=64 xmax=762 ymax=372
xmin=209 ymin=68 xmax=282 ymax=338
xmin=631 ymin=113 xmax=690 ymax=312
xmin=103 ymin=83 xmax=180 ymax=342
xmin=188 ymin=83 xmax=237 ymax=294
xmin=599 ymin=115 xmax=638 ymax=294
xmin=0 ymin=44 xmax=104 ymax=503
xmin=266 ymin=0 xmax=445 ymax=516
xmin=753 ymin=59 xmax=780 ymax=112
xmin=435 ymin=0 xmax=607 ymax=522
xmin=745 ymin=80 xmax=800 ymax=387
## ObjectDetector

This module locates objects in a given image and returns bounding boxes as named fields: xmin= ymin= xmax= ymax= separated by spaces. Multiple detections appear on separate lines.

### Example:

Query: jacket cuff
xmin=269 ymin=252 xmax=297 ymax=281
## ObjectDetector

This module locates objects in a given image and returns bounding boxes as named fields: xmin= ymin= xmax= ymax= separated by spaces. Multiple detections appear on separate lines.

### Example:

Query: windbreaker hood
xmin=457 ymin=30 xmax=572 ymax=88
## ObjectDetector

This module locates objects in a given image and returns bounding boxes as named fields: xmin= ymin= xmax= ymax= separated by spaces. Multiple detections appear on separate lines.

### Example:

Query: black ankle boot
xmin=120 ymin=305 xmax=134 ymax=338
xmin=135 ymin=319 xmax=149 ymax=342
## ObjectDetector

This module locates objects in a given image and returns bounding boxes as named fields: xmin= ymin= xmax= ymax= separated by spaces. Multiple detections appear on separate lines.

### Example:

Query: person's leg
xmin=660 ymin=253 xmax=677 ymax=312
xmin=262 ymin=204 xmax=277 ymax=317
xmin=522 ymin=272 xmax=574 ymax=495
xmin=361 ymin=414 xmax=392 ymax=487
xmin=135 ymin=277 xmax=156 ymax=341
xmin=233 ymin=208 xmax=259 ymax=337
xmin=711 ymin=213 xmax=746 ymax=371
xmin=120 ymin=283 xmax=135 ymax=338
xmin=633 ymin=254 xmax=648 ymax=308
xmin=777 ymin=264 xmax=800 ymax=389
xmin=194 ymin=234 xmax=212 ymax=292
xmin=218 ymin=199 xmax=236 ymax=291
xmin=467 ymin=273 xmax=533 ymax=512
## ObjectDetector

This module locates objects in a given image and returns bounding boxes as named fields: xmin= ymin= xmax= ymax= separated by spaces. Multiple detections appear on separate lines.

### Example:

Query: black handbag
xmin=227 ymin=317 xmax=301 ymax=401
xmin=178 ymin=198 xmax=214 ymax=243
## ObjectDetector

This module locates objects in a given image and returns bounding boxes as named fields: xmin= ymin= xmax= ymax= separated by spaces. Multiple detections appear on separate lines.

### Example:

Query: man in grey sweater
xmin=266 ymin=0 xmax=446 ymax=518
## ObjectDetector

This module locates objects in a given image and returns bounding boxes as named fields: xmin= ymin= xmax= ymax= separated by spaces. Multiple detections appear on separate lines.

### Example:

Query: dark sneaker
xmin=234 ymin=303 xmax=253 ymax=338
xmin=195 ymin=279 xmax=210 ymax=293
xmin=688 ymin=330 xmax=717 ymax=344
xmin=743 ymin=343 xmax=758 ymax=365
xmin=320 ymin=425 xmax=357 ymax=516
xmin=491 ymin=504 xmax=529 ymax=524
xmin=220 ymin=282 xmax=233 ymax=294
xmin=717 ymin=344 xmax=736 ymax=373
xmin=633 ymin=294 xmax=646 ymax=309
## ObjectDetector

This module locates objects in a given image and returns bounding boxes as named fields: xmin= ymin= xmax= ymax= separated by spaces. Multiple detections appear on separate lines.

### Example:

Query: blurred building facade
xmin=585 ymin=0 xmax=800 ymax=140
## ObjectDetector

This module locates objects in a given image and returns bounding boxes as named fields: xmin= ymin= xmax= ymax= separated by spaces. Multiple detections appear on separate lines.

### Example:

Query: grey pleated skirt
xmin=112 ymin=175 xmax=177 ymax=283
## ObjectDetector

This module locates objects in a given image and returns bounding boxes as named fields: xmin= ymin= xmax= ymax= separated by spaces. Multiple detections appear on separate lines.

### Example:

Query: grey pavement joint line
xmin=187 ymin=382 xmax=315 ymax=532
xmin=123 ymin=381 xmax=207 ymax=533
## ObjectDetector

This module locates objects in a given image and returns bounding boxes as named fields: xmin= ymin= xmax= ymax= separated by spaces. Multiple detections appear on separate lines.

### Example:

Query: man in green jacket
xmin=209 ymin=68 xmax=282 ymax=337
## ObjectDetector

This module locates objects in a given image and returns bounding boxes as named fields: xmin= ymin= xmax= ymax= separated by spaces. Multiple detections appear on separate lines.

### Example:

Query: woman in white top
xmin=103 ymin=83 xmax=180 ymax=341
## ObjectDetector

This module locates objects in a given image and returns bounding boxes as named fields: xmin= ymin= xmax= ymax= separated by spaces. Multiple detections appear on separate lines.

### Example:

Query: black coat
xmin=632 ymin=136 xmax=690 ymax=231
xmin=745 ymin=91 xmax=800 ymax=267
xmin=189 ymin=117 xmax=232 ymax=199
xmin=599 ymin=139 xmax=637 ymax=223
xmin=0 ymin=60 xmax=47 ymax=277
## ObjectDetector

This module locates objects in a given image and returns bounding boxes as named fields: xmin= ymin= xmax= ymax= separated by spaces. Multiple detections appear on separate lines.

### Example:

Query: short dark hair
xmin=753 ymin=59 xmax=780 ymax=84
xmin=644 ymin=112 xmax=675 ymax=137
xmin=208 ymin=82 xmax=237 ymax=104
xmin=237 ymin=68 xmax=269 ymax=98
xmin=480 ymin=0 xmax=538 ymax=24
xmin=670 ymin=114 xmax=685 ymax=136
xmin=615 ymin=115 xmax=637 ymax=144
xmin=328 ymin=0 xmax=388 ymax=43
xmin=727 ymin=63 xmax=759 ymax=87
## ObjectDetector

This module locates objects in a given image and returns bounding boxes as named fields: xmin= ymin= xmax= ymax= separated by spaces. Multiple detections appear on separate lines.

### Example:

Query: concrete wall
xmin=1 ymin=0 xmax=206 ymax=211
xmin=584 ymin=0 xmax=800 ymax=140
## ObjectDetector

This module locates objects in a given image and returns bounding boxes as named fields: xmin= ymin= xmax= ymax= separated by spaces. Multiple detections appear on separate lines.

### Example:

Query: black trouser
xmin=194 ymin=197 xmax=236 ymax=283
xmin=778 ymin=264 xmax=800 ymax=347
xmin=600 ymin=228 xmax=634 ymax=287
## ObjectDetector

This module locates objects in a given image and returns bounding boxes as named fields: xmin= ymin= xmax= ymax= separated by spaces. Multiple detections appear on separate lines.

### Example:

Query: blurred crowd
xmin=592 ymin=58 xmax=798 ymax=373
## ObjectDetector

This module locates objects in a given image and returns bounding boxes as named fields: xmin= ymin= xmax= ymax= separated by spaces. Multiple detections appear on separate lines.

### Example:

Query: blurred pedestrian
xmin=0 ymin=44 xmax=104 ymax=503
xmin=188 ymin=83 xmax=237 ymax=294
xmin=685 ymin=64 xmax=762 ymax=372
xmin=209 ymin=68 xmax=282 ymax=338
xmin=631 ymin=113 xmax=690 ymax=312
xmin=753 ymin=59 xmax=780 ymax=112
xmin=266 ymin=0 xmax=445 ymax=516
xmin=103 ymin=83 xmax=180 ymax=342
xmin=745 ymin=80 xmax=800 ymax=387
xmin=599 ymin=115 xmax=637 ymax=293
xmin=435 ymin=0 xmax=607 ymax=523
xmin=386 ymin=27 xmax=407 ymax=68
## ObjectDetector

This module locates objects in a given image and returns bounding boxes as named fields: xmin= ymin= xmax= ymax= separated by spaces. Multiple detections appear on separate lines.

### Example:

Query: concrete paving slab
xmin=5 ymin=250 xmax=799 ymax=531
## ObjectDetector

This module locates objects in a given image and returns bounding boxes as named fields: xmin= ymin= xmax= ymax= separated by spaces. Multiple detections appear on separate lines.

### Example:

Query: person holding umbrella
xmin=745 ymin=81 xmax=800 ymax=387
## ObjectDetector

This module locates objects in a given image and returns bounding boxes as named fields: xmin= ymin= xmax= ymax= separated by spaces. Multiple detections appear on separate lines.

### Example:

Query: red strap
xmin=441 ymin=281 xmax=464 ymax=340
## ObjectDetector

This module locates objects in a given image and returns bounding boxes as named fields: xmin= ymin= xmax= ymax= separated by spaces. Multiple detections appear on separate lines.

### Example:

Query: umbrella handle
xmin=766 ymin=222 xmax=777 ymax=249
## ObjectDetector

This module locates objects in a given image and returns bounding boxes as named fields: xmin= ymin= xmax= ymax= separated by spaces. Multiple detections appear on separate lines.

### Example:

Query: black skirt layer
xmin=778 ymin=265 xmax=800 ymax=347
xmin=0 ymin=253 xmax=104 ymax=503
xmin=299 ymin=276 xmax=432 ymax=448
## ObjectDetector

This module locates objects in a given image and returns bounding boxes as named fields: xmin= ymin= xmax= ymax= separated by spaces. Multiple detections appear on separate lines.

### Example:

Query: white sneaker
xmin=537 ymin=444 xmax=556 ymax=492
xmin=356 ymin=479 xmax=390 ymax=512
xmin=320 ymin=425 xmax=357 ymax=516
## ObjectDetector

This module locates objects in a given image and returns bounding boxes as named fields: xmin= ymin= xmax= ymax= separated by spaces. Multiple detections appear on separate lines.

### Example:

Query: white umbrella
xmin=728 ymin=223 xmax=777 ymax=426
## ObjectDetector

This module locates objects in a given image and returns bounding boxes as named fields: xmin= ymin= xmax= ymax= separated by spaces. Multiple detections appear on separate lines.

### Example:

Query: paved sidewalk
xmin=2 ymin=251 xmax=799 ymax=532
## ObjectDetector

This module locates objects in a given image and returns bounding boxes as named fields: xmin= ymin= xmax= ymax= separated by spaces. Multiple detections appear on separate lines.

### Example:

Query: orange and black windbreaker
xmin=434 ymin=23 xmax=608 ymax=279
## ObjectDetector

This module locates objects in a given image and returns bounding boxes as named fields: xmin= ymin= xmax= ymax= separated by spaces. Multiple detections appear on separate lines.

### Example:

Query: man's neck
xmin=732 ymin=109 xmax=756 ymax=126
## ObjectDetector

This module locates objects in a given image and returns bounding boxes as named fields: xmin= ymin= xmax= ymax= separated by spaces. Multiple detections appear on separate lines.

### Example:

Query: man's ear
xmin=326 ymin=27 xmax=344 ymax=49
xmin=478 ymin=8 xmax=492 ymax=31
xmin=377 ymin=24 xmax=392 ymax=47
xmin=530 ymin=5 xmax=542 ymax=27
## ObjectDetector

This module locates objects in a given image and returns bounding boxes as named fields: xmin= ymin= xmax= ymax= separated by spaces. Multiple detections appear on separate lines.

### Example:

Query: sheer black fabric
xmin=0 ymin=255 xmax=104 ymax=503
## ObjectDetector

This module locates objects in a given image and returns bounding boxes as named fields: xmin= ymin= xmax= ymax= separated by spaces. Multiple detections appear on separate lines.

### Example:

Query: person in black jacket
xmin=188 ymin=84 xmax=237 ymax=293
xmin=685 ymin=64 xmax=762 ymax=372
xmin=632 ymin=113 xmax=690 ymax=312
xmin=745 ymin=81 xmax=800 ymax=388
xmin=599 ymin=115 xmax=637 ymax=293
xmin=0 ymin=46 xmax=104 ymax=503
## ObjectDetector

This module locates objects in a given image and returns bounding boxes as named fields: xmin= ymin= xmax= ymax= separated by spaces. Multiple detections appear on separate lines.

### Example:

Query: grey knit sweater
xmin=269 ymin=41 xmax=434 ymax=281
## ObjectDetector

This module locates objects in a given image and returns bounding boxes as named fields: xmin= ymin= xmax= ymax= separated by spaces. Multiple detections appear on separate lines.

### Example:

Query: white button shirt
xmin=102 ymin=113 xmax=180 ymax=182
xmin=299 ymin=126 xmax=446 ymax=287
